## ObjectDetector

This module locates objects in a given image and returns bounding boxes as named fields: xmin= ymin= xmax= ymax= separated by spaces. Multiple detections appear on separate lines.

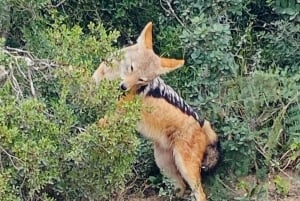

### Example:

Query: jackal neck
xmin=137 ymin=77 xmax=204 ymax=127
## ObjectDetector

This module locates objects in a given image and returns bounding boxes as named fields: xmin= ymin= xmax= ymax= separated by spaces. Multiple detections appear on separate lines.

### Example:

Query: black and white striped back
xmin=137 ymin=77 xmax=204 ymax=126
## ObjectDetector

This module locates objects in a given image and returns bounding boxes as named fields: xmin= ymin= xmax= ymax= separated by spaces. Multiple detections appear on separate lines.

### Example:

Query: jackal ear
xmin=137 ymin=22 xmax=153 ymax=49
xmin=92 ymin=62 xmax=107 ymax=84
xmin=158 ymin=57 xmax=185 ymax=74
xmin=92 ymin=61 xmax=120 ymax=84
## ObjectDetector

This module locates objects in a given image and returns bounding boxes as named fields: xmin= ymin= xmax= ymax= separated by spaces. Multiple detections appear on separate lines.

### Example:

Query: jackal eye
xmin=130 ymin=64 xmax=134 ymax=72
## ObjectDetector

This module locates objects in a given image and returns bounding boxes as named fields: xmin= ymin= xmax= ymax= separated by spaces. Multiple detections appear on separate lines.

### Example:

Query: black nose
xmin=120 ymin=83 xmax=127 ymax=91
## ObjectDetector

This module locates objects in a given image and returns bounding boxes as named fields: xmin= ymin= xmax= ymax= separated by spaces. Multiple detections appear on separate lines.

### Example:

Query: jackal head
xmin=92 ymin=22 xmax=184 ymax=91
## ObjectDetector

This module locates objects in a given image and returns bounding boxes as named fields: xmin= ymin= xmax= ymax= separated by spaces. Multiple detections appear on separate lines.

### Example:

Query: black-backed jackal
xmin=93 ymin=22 xmax=219 ymax=201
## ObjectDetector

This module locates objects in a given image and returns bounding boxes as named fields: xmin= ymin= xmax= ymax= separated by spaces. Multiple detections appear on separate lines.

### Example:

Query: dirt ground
xmin=267 ymin=171 xmax=300 ymax=201
xmin=115 ymin=170 xmax=300 ymax=201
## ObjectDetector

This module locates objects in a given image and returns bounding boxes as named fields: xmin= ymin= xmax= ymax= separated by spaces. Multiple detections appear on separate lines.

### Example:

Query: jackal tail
xmin=201 ymin=120 xmax=220 ymax=172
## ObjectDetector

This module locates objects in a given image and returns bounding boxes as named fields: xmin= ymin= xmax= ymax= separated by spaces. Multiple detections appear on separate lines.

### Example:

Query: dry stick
xmin=280 ymin=150 xmax=293 ymax=171
xmin=4 ymin=48 xmax=29 ymax=94
xmin=160 ymin=0 xmax=186 ymax=29
xmin=254 ymin=140 xmax=292 ymax=179
xmin=8 ymin=63 xmax=23 ymax=99
xmin=115 ymin=176 xmax=138 ymax=201
xmin=3 ymin=47 xmax=62 ymax=99
xmin=5 ymin=47 xmax=57 ymax=69
xmin=51 ymin=0 xmax=66 ymax=8
xmin=254 ymin=92 xmax=299 ymax=173
xmin=282 ymin=159 xmax=292 ymax=171
xmin=4 ymin=48 xmax=35 ymax=66
xmin=15 ymin=57 xmax=28 ymax=79
xmin=5 ymin=46 xmax=34 ymax=57
xmin=27 ymin=68 xmax=36 ymax=98
xmin=216 ymin=177 xmax=239 ymax=194
xmin=0 ymin=152 xmax=3 ymax=170
xmin=75 ymin=126 xmax=86 ymax=133
xmin=280 ymin=149 xmax=292 ymax=162
xmin=275 ymin=93 xmax=299 ymax=170
xmin=5 ymin=47 xmax=58 ymax=70
xmin=0 ymin=145 xmax=24 ymax=170
xmin=0 ymin=139 xmax=27 ymax=200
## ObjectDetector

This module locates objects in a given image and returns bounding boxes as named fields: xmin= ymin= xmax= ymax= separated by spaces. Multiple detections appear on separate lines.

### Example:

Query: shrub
xmin=159 ymin=0 xmax=300 ymax=198
xmin=1 ymin=0 xmax=299 ymax=200
xmin=0 ymin=18 xmax=141 ymax=200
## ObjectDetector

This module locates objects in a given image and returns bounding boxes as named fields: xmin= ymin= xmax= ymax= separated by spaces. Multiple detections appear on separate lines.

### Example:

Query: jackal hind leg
xmin=153 ymin=143 xmax=186 ymax=197
xmin=173 ymin=144 xmax=206 ymax=201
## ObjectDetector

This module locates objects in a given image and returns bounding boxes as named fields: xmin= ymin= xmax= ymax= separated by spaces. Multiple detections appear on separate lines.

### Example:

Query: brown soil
xmin=113 ymin=170 xmax=300 ymax=201
xmin=267 ymin=171 xmax=300 ymax=201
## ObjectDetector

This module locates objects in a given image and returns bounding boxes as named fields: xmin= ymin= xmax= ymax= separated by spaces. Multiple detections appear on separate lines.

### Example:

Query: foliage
xmin=1 ymin=0 xmax=300 ymax=200
xmin=267 ymin=0 xmax=300 ymax=21
xmin=160 ymin=0 xmax=300 ymax=199
xmin=0 ymin=19 xmax=140 ymax=200
xmin=23 ymin=14 xmax=119 ymax=68
xmin=273 ymin=175 xmax=289 ymax=196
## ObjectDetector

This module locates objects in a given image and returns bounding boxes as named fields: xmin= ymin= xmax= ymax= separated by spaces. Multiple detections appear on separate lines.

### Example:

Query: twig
xmin=280 ymin=149 xmax=292 ymax=161
xmin=5 ymin=47 xmax=34 ymax=60
xmin=280 ymin=92 xmax=299 ymax=117
xmin=51 ymin=0 xmax=66 ymax=8
xmin=254 ymin=141 xmax=292 ymax=179
xmin=0 ymin=146 xmax=26 ymax=200
xmin=115 ymin=176 xmax=138 ymax=201
xmin=1 ymin=46 xmax=63 ymax=99
xmin=75 ymin=126 xmax=87 ymax=133
xmin=160 ymin=0 xmax=186 ymax=29
xmin=216 ymin=176 xmax=239 ymax=194
xmin=8 ymin=63 xmax=23 ymax=99
xmin=27 ymin=68 xmax=36 ymax=98
xmin=281 ymin=159 xmax=291 ymax=171
xmin=0 ymin=145 xmax=24 ymax=170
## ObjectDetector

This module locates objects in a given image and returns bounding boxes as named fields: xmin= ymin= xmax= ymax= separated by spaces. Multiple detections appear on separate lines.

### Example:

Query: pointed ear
xmin=137 ymin=22 xmax=153 ymax=49
xmin=92 ymin=62 xmax=107 ymax=84
xmin=157 ymin=57 xmax=185 ymax=74
xmin=92 ymin=61 xmax=120 ymax=84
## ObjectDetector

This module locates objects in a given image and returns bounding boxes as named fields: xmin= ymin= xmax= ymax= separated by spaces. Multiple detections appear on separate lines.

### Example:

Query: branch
xmin=8 ymin=62 xmax=24 ymax=99
xmin=254 ymin=139 xmax=292 ymax=179
xmin=1 ymin=46 xmax=62 ymax=98
xmin=216 ymin=176 xmax=239 ymax=194
xmin=0 ymin=145 xmax=24 ymax=170
xmin=160 ymin=0 xmax=186 ymax=29
xmin=27 ymin=68 xmax=36 ymax=98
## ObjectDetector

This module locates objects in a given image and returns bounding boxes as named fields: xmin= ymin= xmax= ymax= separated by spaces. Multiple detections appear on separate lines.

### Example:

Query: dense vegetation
xmin=0 ymin=0 xmax=299 ymax=200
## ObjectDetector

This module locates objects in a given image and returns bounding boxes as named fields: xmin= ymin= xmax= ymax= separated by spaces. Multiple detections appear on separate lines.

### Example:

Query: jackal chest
xmin=137 ymin=120 xmax=174 ymax=149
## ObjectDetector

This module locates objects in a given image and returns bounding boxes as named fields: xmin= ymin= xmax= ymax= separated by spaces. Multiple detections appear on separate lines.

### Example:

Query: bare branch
xmin=0 ymin=145 xmax=24 ymax=170
xmin=160 ymin=0 xmax=186 ymax=29
xmin=27 ymin=68 xmax=36 ymax=98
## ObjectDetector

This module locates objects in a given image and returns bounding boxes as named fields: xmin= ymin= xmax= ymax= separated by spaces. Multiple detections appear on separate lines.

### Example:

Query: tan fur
xmin=202 ymin=120 xmax=218 ymax=147
xmin=93 ymin=22 xmax=219 ymax=201
xmin=92 ymin=61 xmax=121 ymax=83
xmin=139 ymin=97 xmax=209 ymax=200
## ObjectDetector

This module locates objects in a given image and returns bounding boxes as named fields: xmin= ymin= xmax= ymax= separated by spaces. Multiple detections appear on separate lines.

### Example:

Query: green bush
xmin=160 ymin=0 xmax=300 ymax=198
xmin=0 ymin=18 xmax=141 ymax=200
xmin=1 ymin=0 xmax=299 ymax=200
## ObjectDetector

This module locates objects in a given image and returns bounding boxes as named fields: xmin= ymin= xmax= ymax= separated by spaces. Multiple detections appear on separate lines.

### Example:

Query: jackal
xmin=93 ymin=22 xmax=219 ymax=201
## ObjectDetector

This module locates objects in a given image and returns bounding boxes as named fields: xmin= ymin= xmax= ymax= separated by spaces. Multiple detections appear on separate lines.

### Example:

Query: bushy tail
xmin=201 ymin=120 xmax=220 ymax=172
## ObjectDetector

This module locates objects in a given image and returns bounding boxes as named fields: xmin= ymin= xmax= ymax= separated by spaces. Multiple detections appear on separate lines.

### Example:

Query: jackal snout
xmin=120 ymin=83 xmax=127 ymax=91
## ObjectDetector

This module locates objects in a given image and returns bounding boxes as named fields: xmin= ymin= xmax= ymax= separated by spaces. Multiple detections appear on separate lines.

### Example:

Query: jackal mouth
xmin=119 ymin=77 xmax=151 ymax=92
